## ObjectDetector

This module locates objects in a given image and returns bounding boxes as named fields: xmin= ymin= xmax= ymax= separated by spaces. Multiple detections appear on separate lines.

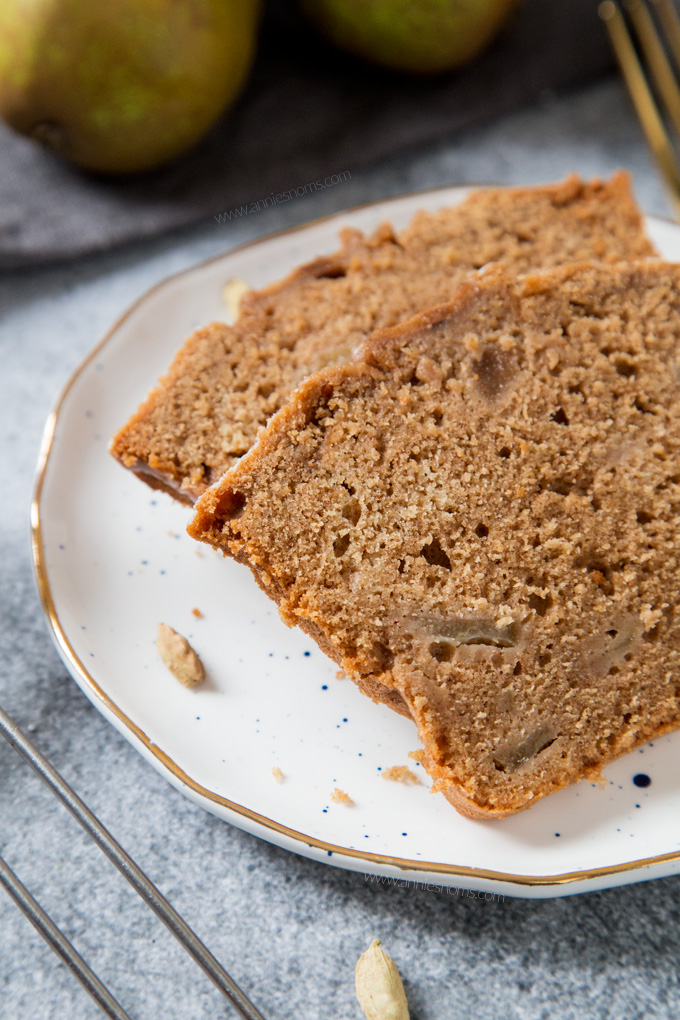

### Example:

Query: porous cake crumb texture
xmin=190 ymin=260 xmax=680 ymax=818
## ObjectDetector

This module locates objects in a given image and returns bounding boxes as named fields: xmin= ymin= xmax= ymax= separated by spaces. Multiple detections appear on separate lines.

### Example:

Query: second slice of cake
xmin=110 ymin=174 xmax=653 ymax=503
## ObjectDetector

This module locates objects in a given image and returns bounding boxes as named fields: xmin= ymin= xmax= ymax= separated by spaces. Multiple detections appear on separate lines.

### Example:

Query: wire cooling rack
xmin=0 ymin=705 xmax=268 ymax=1020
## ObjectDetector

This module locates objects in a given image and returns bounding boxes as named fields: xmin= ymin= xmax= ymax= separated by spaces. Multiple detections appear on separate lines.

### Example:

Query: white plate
xmin=33 ymin=187 xmax=680 ymax=899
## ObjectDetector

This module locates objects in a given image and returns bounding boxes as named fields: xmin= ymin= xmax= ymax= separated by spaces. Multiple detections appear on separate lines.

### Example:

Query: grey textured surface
xmin=2 ymin=78 xmax=680 ymax=1020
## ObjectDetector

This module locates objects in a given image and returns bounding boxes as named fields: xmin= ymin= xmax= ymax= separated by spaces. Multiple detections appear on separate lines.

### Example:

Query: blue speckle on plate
xmin=342 ymin=718 xmax=348 ymax=723
xmin=303 ymin=651 xmax=311 ymax=657
xmin=321 ymin=685 xmax=328 ymax=690
xmin=327 ymin=851 xmax=333 ymax=857
xmin=401 ymin=832 xmax=407 ymax=836
xmin=633 ymin=773 xmax=651 ymax=788
xmin=555 ymin=833 xmax=561 ymax=837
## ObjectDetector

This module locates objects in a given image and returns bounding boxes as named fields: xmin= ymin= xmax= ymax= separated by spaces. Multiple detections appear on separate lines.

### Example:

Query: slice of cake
xmin=110 ymin=174 xmax=654 ymax=504
xmin=189 ymin=260 xmax=680 ymax=818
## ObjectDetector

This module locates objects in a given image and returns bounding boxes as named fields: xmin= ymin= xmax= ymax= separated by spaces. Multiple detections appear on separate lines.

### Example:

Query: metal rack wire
xmin=0 ymin=705 xmax=268 ymax=1020
xmin=600 ymin=0 xmax=680 ymax=218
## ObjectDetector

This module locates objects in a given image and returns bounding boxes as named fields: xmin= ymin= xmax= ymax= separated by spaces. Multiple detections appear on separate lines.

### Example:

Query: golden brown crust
xmin=190 ymin=259 xmax=680 ymax=819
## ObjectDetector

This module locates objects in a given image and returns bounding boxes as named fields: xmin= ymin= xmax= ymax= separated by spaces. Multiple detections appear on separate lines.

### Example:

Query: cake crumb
xmin=382 ymin=766 xmax=421 ymax=785
xmin=331 ymin=787 xmax=354 ymax=805
xmin=191 ymin=608 xmax=203 ymax=618
xmin=271 ymin=767 xmax=284 ymax=784
xmin=156 ymin=623 xmax=205 ymax=687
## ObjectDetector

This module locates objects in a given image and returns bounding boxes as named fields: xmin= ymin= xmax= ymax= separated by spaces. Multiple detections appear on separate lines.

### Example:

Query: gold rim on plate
xmin=31 ymin=191 xmax=680 ymax=891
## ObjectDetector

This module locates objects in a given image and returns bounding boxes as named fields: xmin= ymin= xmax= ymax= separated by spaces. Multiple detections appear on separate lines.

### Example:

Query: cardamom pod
xmin=156 ymin=623 xmax=205 ymax=687
xmin=355 ymin=938 xmax=409 ymax=1020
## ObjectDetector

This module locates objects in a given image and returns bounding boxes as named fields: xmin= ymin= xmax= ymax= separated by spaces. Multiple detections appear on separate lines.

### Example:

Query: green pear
xmin=299 ymin=0 xmax=518 ymax=75
xmin=0 ymin=0 xmax=260 ymax=174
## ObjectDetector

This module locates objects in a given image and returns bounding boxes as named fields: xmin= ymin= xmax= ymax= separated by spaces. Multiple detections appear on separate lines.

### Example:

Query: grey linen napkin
xmin=0 ymin=0 xmax=612 ymax=271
